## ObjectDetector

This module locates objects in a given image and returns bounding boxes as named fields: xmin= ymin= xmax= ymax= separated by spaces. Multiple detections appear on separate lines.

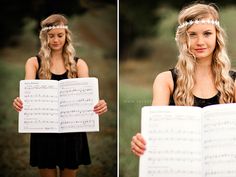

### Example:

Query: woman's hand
xmin=94 ymin=99 xmax=107 ymax=115
xmin=131 ymin=133 xmax=146 ymax=156
xmin=12 ymin=97 xmax=23 ymax=112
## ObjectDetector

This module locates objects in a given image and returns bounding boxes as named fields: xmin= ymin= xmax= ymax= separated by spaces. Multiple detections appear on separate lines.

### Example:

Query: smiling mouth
xmin=52 ymin=44 xmax=60 ymax=47
xmin=195 ymin=48 xmax=206 ymax=52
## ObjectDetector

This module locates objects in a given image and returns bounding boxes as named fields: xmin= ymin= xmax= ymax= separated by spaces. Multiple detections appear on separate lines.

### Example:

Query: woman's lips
xmin=195 ymin=48 xmax=206 ymax=52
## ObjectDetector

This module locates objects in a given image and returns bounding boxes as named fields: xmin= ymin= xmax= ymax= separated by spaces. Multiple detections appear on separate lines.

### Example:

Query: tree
xmin=119 ymin=0 xmax=236 ymax=59
xmin=0 ymin=0 xmax=116 ymax=48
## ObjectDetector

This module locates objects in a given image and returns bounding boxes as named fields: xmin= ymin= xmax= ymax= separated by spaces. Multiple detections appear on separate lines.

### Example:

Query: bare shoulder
xmin=153 ymin=71 xmax=173 ymax=91
xmin=154 ymin=71 xmax=172 ymax=80
xmin=76 ymin=58 xmax=89 ymax=77
xmin=25 ymin=56 xmax=38 ymax=79
xmin=76 ymin=58 xmax=88 ymax=68
xmin=25 ymin=56 xmax=38 ymax=69
xmin=152 ymin=71 xmax=174 ymax=105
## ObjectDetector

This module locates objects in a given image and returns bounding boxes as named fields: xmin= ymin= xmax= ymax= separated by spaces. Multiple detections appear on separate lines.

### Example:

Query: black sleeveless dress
xmin=30 ymin=56 xmax=91 ymax=169
xmin=169 ymin=68 xmax=236 ymax=107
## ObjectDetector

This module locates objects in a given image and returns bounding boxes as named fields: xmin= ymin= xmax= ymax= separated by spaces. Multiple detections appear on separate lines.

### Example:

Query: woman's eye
xmin=189 ymin=33 xmax=196 ymax=38
xmin=204 ymin=32 xmax=212 ymax=36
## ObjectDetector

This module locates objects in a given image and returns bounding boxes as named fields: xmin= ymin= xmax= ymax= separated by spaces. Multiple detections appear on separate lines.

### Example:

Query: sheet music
xmin=19 ymin=78 xmax=99 ymax=133
xmin=140 ymin=106 xmax=202 ymax=177
xmin=59 ymin=78 xmax=99 ymax=132
xmin=202 ymin=104 xmax=236 ymax=177
xmin=19 ymin=80 xmax=59 ymax=132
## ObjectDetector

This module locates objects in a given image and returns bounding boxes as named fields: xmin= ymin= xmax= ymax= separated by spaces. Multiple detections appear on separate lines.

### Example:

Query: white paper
xmin=58 ymin=78 xmax=99 ymax=132
xmin=139 ymin=104 xmax=236 ymax=177
xmin=19 ymin=77 xmax=99 ymax=133
xmin=202 ymin=104 xmax=236 ymax=177
xmin=140 ymin=106 xmax=202 ymax=177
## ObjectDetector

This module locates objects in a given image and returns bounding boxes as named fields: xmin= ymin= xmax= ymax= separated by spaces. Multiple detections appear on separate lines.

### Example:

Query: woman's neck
xmin=194 ymin=60 xmax=214 ymax=83
xmin=50 ymin=51 xmax=64 ymax=62
xmin=195 ymin=57 xmax=212 ymax=74
xmin=192 ymin=57 xmax=218 ymax=98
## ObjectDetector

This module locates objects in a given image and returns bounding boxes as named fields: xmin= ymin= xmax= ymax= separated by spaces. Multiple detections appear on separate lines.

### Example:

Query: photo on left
xmin=0 ymin=1 xmax=117 ymax=177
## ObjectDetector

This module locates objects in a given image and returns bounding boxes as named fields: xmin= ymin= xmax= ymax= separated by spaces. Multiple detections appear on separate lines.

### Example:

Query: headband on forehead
xmin=177 ymin=19 xmax=220 ymax=29
xmin=41 ymin=25 xmax=68 ymax=31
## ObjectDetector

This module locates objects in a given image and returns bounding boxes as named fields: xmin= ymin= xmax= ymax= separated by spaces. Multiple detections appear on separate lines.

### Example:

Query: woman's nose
xmin=196 ymin=35 xmax=204 ymax=45
xmin=52 ymin=37 xmax=59 ymax=42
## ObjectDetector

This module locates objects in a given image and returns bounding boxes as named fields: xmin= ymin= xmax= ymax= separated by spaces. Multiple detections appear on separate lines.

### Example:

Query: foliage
xmin=120 ymin=0 xmax=236 ymax=59
xmin=0 ymin=0 xmax=116 ymax=48
xmin=119 ymin=83 xmax=151 ymax=177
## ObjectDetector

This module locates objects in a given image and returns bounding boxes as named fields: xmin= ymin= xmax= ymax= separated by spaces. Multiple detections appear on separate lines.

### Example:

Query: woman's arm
xmin=131 ymin=71 xmax=173 ymax=156
xmin=152 ymin=71 xmax=173 ymax=106
xmin=76 ymin=58 xmax=89 ymax=78
xmin=76 ymin=58 xmax=107 ymax=115
xmin=13 ymin=57 xmax=38 ymax=112
xmin=25 ymin=57 xmax=38 ymax=79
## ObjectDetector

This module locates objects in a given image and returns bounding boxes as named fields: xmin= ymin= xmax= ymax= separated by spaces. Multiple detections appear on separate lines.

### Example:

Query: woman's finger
xmin=95 ymin=106 xmax=108 ymax=115
xmin=132 ymin=134 xmax=146 ymax=150
xmin=131 ymin=141 xmax=145 ymax=156
xmin=94 ymin=100 xmax=107 ymax=110
xmin=94 ymin=100 xmax=107 ymax=115
xmin=12 ymin=97 xmax=23 ymax=112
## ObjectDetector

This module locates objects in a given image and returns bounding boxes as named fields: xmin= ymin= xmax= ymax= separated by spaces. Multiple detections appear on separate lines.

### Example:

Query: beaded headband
xmin=177 ymin=19 xmax=220 ymax=29
xmin=41 ymin=25 xmax=68 ymax=31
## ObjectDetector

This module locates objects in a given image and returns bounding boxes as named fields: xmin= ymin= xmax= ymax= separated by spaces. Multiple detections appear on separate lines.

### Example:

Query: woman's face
xmin=187 ymin=19 xmax=217 ymax=61
xmin=47 ymin=28 xmax=66 ymax=51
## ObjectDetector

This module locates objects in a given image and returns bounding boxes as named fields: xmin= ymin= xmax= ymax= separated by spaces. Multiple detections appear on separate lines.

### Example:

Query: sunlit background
xmin=119 ymin=1 xmax=236 ymax=177
xmin=0 ymin=1 xmax=117 ymax=177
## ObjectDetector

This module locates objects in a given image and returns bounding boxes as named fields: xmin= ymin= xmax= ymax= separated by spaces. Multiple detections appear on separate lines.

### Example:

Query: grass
xmin=119 ymin=83 xmax=151 ymax=177
xmin=0 ymin=60 xmax=36 ymax=177
xmin=0 ymin=60 xmax=24 ymax=126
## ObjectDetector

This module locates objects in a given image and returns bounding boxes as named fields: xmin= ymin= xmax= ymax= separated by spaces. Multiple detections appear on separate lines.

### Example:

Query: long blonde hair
xmin=38 ymin=14 xmax=77 ymax=79
xmin=174 ymin=3 xmax=235 ymax=105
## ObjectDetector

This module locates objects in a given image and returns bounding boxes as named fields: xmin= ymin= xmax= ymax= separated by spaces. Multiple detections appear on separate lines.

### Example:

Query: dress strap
xmin=74 ymin=56 xmax=79 ymax=63
xmin=35 ymin=55 xmax=41 ymax=79
xmin=36 ymin=55 xmax=41 ymax=69
xmin=229 ymin=70 xmax=236 ymax=81
xmin=169 ymin=68 xmax=178 ymax=92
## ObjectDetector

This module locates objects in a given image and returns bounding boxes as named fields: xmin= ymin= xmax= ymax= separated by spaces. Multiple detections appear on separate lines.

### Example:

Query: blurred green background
xmin=119 ymin=2 xmax=236 ymax=177
xmin=0 ymin=1 xmax=117 ymax=177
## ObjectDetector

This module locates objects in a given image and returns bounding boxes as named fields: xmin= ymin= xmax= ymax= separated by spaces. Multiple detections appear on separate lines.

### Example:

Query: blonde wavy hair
xmin=174 ymin=3 xmax=235 ymax=105
xmin=38 ymin=14 xmax=77 ymax=79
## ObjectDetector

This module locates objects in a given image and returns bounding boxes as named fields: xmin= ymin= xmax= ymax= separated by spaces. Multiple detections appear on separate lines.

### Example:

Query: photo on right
xmin=119 ymin=0 xmax=236 ymax=177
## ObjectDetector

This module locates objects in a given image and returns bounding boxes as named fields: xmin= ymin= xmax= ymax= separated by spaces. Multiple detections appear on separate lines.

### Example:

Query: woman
xmin=131 ymin=3 xmax=236 ymax=156
xmin=12 ymin=14 xmax=107 ymax=177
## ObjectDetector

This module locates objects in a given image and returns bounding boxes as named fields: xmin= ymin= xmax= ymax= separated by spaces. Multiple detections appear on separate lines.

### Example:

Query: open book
xmin=140 ymin=104 xmax=236 ymax=177
xmin=19 ymin=78 xmax=99 ymax=133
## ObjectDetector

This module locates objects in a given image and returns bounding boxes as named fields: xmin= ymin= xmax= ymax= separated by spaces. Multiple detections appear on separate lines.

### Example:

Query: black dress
xmin=169 ymin=68 xmax=236 ymax=107
xmin=30 ymin=56 xmax=91 ymax=169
